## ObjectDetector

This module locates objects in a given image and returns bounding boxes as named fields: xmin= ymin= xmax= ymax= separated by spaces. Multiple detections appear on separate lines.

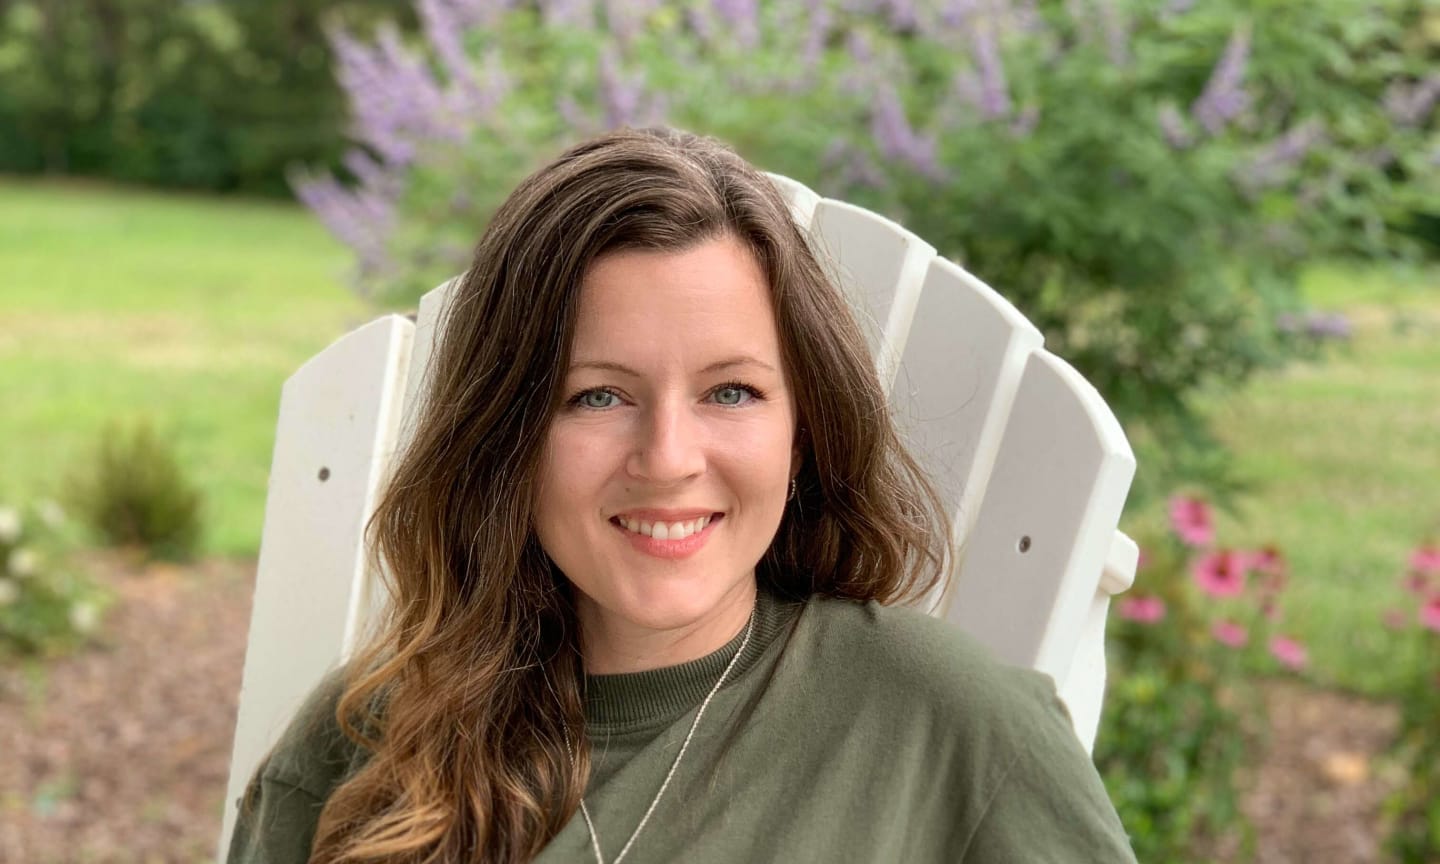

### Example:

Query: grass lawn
xmin=1 ymin=178 xmax=1435 ymax=695
xmin=0 ymin=177 xmax=369 ymax=556
xmin=1123 ymin=262 xmax=1440 ymax=696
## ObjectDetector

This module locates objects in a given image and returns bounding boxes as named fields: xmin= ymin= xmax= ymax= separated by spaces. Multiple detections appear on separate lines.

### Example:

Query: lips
xmin=610 ymin=512 xmax=723 ymax=560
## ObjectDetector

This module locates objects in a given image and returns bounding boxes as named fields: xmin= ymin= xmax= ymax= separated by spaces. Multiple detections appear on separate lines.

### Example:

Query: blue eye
xmin=714 ymin=386 xmax=749 ymax=406
xmin=579 ymin=389 xmax=618 ymax=409
xmin=711 ymin=381 xmax=767 ymax=406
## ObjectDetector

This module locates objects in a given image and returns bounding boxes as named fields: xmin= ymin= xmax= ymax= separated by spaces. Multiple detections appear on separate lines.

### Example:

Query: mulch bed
xmin=0 ymin=555 xmax=1407 ymax=863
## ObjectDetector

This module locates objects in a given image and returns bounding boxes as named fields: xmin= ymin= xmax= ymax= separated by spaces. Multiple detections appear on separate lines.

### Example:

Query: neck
xmin=578 ymin=580 xmax=757 ymax=674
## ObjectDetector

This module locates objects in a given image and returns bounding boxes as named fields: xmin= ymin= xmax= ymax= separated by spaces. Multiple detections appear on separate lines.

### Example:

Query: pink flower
xmin=1409 ymin=545 xmax=1440 ymax=575
xmin=1249 ymin=546 xmax=1288 ymax=593
xmin=1422 ymin=595 xmax=1440 ymax=633
xmin=1248 ymin=545 xmax=1285 ymax=574
xmin=1169 ymin=496 xmax=1215 ymax=547
xmin=1259 ymin=597 xmax=1280 ymax=622
xmin=1118 ymin=595 xmax=1166 ymax=624
xmin=1136 ymin=547 xmax=1151 ymax=570
xmin=1269 ymin=635 xmax=1308 ymax=669
xmin=1402 ymin=571 xmax=1429 ymax=596
xmin=1212 ymin=619 xmax=1249 ymax=648
xmin=1193 ymin=549 xmax=1248 ymax=598
xmin=1383 ymin=608 xmax=1409 ymax=630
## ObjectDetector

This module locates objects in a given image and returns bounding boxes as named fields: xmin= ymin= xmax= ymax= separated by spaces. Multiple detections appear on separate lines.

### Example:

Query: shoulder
xmin=800 ymin=596 xmax=1059 ymax=709
xmin=257 ymin=664 xmax=371 ymax=799
xmin=789 ymin=596 xmax=1082 ymax=766
xmin=786 ymin=597 xmax=1137 ymax=861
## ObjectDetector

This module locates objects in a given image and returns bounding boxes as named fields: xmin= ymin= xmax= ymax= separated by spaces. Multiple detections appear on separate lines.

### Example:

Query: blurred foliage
xmin=0 ymin=0 xmax=406 ymax=195
xmin=0 ymin=500 xmax=111 ymax=658
xmin=1094 ymin=495 xmax=1308 ymax=860
xmin=1382 ymin=538 xmax=1440 ymax=863
xmin=64 ymin=420 xmax=205 ymax=561
xmin=295 ymin=0 xmax=1436 ymax=498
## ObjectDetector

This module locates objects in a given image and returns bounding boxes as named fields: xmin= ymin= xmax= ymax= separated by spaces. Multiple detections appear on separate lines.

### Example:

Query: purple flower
xmin=597 ymin=48 xmax=667 ymax=129
xmin=290 ymin=164 xmax=398 ymax=292
xmin=1303 ymin=311 xmax=1352 ymax=341
xmin=542 ymin=0 xmax=596 ymax=29
xmin=883 ymin=0 xmax=919 ymax=31
xmin=870 ymin=83 xmax=944 ymax=179
xmin=802 ymin=0 xmax=831 ymax=70
xmin=971 ymin=21 xmax=1011 ymax=119
xmin=1192 ymin=25 xmax=1252 ymax=135
xmin=1383 ymin=75 xmax=1440 ymax=127
xmin=714 ymin=0 xmax=757 ymax=28
xmin=822 ymin=139 xmax=887 ymax=190
xmin=1234 ymin=119 xmax=1326 ymax=192
xmin=1010 ymin=103 xmax=1039 ymax=137
xmin=1097 ymin=0 xmax=1129 ymax=67
xmin=1157 ymin=103 xmax=1193 ymax=149
xmin=940 ymin=0 xmax=979 ymax=29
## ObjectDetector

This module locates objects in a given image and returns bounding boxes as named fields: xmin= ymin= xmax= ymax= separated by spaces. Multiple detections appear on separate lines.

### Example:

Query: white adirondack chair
xmin=216 ymin=173 xmax=1138 ymax=858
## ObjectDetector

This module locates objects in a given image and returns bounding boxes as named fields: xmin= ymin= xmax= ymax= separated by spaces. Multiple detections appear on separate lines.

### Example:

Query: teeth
xmin=617 ymin=514 xmax=712 ymax=540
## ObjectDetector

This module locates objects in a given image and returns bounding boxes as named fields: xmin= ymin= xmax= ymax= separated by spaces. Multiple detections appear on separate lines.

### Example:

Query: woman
xmin=229 ymin=127 xmax=1137 ymax=863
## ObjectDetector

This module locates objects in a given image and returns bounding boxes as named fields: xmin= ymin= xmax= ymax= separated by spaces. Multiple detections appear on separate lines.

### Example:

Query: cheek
xmin=536 ymin=427 xmax=612 ymax=525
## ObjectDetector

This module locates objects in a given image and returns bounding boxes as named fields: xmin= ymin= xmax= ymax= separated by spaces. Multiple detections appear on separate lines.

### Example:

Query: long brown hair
xmin=308 ymin=127 xmax=954 ymax=863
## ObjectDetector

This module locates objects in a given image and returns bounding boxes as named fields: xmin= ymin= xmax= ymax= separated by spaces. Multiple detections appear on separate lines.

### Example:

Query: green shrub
xmin=1382 ymin=538 xmax=1440 ymax=862
xmin=0 ymin=500 xmax=111 ymax=658
xmin=65 ymin=420 xmax=204 ymax=561
xmin=1096 ymin=494 xmax=1310 ymax=860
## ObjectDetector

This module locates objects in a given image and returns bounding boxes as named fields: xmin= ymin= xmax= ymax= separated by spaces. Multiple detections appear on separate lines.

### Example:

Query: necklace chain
xmin=567 ymin=605 xmax=757 ymax=864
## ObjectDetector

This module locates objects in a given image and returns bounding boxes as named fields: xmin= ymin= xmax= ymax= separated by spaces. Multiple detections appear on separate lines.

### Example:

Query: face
xmin=533 ymin=234 xmax=800 ymax=671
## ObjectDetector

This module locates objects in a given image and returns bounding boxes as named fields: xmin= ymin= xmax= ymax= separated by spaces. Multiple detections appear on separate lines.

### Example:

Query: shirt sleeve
xmin=226 ymin=772 xmax=328 ymax=864
xmin=957 ymin=682 xmax=1139 ymax=864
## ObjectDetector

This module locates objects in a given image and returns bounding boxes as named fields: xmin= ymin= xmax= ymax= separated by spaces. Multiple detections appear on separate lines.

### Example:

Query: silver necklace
xmin=568 ymin=605 xmax=756 ymax=864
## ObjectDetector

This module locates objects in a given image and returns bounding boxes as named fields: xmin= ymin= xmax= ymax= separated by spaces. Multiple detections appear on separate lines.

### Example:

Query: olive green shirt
xmin=228 ymin=591 xmax=1137 ymax=862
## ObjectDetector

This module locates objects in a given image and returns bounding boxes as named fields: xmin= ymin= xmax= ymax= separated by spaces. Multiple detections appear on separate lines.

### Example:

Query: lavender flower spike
xmin=1383 ymin=74 xmax=1440 ymax=128
xmin=1157 ymin=103 xmax=1193 ymax=149
xmin=1192 ymin=24 xmax=1252 ymax=135
xmin=971 ymin=20 xmax=1012 ymax=119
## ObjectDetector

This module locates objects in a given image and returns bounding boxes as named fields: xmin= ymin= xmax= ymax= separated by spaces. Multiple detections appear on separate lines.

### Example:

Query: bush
xmin=65 ymin=420 xmax=204 ymax=562
xmin=293 ymin=0 xmax=1435 ymax=498
xmin=1382 ymin=539 xmax=1440 ymax=862
xmin=1095 ymin=494 xmax=1309 ymax=860
xmin=0 ymin=500 xmax=111 ymax=658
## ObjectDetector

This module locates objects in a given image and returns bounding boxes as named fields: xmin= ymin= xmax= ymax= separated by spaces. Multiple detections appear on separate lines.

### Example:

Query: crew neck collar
xmin=582 ymin=589 xmax=799 ymax=732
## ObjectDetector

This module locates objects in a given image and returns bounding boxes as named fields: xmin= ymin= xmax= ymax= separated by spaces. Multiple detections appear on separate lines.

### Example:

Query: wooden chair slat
xmin=891 ymin=257 xmax=1044 ymax=584
xmin=809 ymin=198 xmax=935 ymax=389
xmin=218 ymin=315 xmax=414 ymax=856
xmin=944 ymin=350 xmax=1137 ymax=750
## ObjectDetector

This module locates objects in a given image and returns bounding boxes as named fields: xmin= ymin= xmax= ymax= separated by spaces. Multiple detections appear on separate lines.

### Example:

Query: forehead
xmin=568 ymin=236 xmax=783 ymax=370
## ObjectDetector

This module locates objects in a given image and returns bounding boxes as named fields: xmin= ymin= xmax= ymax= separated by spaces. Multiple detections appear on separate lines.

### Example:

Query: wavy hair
xmin=307 ymin=127 xmax=955 ymax=863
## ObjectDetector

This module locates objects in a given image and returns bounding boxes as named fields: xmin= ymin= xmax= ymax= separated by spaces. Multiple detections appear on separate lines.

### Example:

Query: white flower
xmin=0 ymin=578 xmax=17 ymax=606
xmin=0 ymin=507 xmax=19 ymax=544
xmin=6 ymin=547 xmax=37 ymax=578
xmin=69 ymin=601 xmax=100 ymax=634
xmin=38 ymin=499 xmax=65 ymax=529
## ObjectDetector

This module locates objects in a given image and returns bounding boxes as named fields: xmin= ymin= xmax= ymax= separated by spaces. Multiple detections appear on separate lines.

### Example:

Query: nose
xmin=625 ymin=396 xmax=706 ymax=486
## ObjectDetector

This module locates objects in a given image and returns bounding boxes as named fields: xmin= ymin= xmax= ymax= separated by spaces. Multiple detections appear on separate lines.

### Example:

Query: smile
xmin=615 ymin=514 xmax=715 ymax=540
xmin=609 ymin=513 xmax=724 ymax=560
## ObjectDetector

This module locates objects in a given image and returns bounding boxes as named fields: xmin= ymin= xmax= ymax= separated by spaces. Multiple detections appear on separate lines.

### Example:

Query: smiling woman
xmin=535 ymin=237 xmax=798 ymax=674
xmin=227 ymin=128 xmax=1138 ymax=864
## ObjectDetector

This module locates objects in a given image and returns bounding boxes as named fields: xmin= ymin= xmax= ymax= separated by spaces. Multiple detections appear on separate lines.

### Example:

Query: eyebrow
xmin=568 ymin=356 xmax=777 ymax=376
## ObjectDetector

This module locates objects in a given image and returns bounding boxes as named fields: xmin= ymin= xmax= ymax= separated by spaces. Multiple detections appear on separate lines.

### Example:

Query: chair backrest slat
xmin=946 ymin=350 xmax=1136 ymax=744
xmin=807 ymin=198 xmax=934 ymax=390
xmin=218 ymin=315 xmax=414 ymax=856
xmin=890 ymin=257 xmax=1044 ymax=588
